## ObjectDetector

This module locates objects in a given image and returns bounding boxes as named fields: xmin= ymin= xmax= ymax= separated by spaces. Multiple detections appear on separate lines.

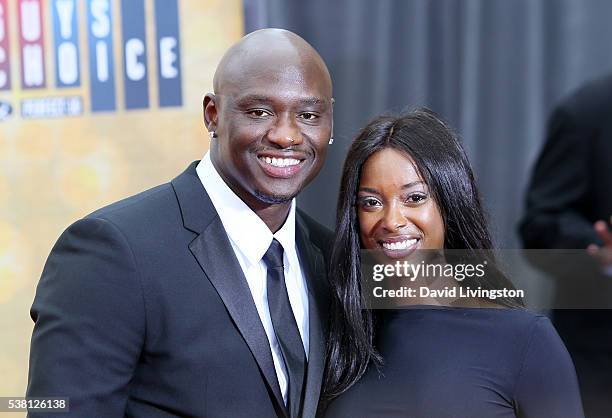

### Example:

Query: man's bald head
xmin=203 ymin=28 xmax=333 ymax=216
xmin=213 ymin=28 xmax=332 ymax=97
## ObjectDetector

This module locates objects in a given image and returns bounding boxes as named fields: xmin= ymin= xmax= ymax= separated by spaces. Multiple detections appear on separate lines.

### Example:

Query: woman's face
xmin=357 ymin=147 xmax=445 ymax=258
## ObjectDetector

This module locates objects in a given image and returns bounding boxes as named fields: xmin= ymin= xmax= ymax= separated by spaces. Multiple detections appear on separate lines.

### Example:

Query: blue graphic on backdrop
xmin=155 ymin=0 xmax=182 ymax=107
xmin=51 ymin=0 xmax=81 ymax=88
xmin=87 ymin=0 xmax=116 ymax=111
xmin=1 ymin=0 xmax=183 ymax=118
xmin=121 ymin=0 xmax=148 ymax=110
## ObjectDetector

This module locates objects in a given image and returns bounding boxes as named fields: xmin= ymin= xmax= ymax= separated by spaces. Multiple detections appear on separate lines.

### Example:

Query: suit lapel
xmin=296 ymin=216 xmax=329 ymax=418
xmin=172 ymin=163 xmax=287 ymax=416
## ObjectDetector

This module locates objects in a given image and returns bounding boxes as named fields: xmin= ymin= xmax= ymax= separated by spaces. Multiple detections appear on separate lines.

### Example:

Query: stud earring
xmin=208 ymin=131 xmax=216 ymax=139
xmin=328 ymin=137 xmax=334 ymax=145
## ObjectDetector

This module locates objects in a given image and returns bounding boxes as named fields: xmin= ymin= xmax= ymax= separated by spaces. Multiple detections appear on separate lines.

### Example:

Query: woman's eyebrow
xmin=401 ymin=181 xmax=425 ymax=189
xmin=358 ymin=187 xmax=380 ymax=195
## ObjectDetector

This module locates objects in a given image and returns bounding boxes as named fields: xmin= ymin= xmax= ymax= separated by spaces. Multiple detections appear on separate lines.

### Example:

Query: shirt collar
xmin=196 ymin=151 xmax=297 ymax=267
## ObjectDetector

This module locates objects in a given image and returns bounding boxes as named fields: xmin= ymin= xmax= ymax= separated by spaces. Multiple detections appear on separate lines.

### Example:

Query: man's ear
xmin=203 ymin=93 xmax=218 ymax=132
xmin=330 ymin=97 xmax=335 ymax=139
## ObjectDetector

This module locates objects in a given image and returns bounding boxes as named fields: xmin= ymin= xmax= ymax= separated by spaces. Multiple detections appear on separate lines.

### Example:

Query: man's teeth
xmin=261 ymin=157 xmax=301 ymax=167
xmin=382 ymin=239 xmax=417 ymax=250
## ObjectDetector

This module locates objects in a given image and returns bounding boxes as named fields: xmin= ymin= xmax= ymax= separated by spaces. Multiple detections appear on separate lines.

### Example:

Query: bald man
xmin=27 ymin=29 xmax=334 ymax=418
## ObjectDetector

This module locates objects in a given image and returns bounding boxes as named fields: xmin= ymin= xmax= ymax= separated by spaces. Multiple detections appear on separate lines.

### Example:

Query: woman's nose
xmin=381 ymin=203 xmax=407 ymax=232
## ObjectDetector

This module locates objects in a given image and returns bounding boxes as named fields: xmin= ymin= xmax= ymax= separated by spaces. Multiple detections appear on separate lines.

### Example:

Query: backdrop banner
xmin=0 ymin=0 xmax=243 ymax=409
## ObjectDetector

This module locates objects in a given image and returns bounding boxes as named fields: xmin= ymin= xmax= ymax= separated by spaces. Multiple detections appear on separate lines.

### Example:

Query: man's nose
xmin=382 ymin=203 xmax=407 ymax=232
xmin=266 ymin=114 xmax=303 ymax=148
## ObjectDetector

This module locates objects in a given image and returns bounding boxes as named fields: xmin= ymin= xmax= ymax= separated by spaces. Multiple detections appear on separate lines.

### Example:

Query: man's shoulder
xmin=86 ymin=161 xmax=203 ymax=218
xmin=62 ymin=179 xmax=192 ymax=255
xmin=296 ymin=209 xmax=334 ymax=255
xmin=87 ymin=182 xmax=176 ymax=224
xmin=557 ymin=73 xmax=612 ymax=122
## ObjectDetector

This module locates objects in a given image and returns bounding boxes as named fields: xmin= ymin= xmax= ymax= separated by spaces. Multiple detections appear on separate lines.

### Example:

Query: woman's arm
xmin=514 ymin=316 xmax=585 ymax=418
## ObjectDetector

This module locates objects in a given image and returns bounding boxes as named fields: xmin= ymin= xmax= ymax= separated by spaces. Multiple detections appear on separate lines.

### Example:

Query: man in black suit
xmin=27 ymin=29 xmax=334 ymax=418
xmin=520 ymin=74 xmax=612 ymax=418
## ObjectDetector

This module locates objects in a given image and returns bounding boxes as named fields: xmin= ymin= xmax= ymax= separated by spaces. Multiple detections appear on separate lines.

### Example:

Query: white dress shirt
xmin=196 ymin=151 xmax=309 ymax=404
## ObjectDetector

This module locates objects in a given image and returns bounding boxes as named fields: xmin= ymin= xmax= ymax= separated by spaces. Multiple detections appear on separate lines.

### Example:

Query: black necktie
xmin=263 ymin=239 xmax=306 ymax=418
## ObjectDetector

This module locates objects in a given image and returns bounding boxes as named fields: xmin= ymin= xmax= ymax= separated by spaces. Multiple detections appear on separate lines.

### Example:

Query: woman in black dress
xmin=322 ymin=109 xmax=584 ymax=418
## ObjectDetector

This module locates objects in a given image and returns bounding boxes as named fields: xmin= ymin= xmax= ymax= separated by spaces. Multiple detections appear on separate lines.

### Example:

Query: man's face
xmin=207 ymin=60 xmax=333 ymax=207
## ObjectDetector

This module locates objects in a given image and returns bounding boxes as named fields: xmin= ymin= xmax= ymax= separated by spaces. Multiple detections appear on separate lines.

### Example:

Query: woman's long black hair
xmin=322 ymin=108 xmax=523 ymax=402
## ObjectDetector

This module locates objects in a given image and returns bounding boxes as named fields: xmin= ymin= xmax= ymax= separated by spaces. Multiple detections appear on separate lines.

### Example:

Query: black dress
xmin=325 ymin=306 xmax=584 ymax=418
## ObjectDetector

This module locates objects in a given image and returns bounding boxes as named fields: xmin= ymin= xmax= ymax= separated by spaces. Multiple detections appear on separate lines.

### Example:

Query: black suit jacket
xmin=27 ymin=162 xmax=332 ymax=418
xmin=519 ymin=74 xmax=612 ymax=349
xmin=520 ymin=74 xmax=612 ymax=250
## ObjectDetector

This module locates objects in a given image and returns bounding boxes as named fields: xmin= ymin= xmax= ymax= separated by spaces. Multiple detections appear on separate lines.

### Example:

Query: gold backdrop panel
xmin=0 ymin=0 xmax=244 ymax=412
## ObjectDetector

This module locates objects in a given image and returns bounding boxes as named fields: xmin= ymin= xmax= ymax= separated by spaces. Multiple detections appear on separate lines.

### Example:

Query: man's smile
xmin=257 ymin=153 xmax=307 ymax=178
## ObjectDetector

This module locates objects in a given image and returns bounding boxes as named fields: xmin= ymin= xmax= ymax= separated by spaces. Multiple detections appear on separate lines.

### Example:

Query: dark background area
xmin=244 ymin=0 xmax=612 ymax=248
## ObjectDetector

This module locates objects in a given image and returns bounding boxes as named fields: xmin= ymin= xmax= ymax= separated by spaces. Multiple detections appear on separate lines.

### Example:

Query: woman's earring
xmin=209 ymin=131 xmax=216 ymax=139
xmin=328 ymin=137 xmax=334 ymax=145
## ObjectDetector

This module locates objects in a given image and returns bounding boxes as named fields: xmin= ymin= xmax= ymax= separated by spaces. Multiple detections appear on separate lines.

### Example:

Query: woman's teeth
xmin=260 ymin=157 xmax=301 ymax=167
xmin=382 ymin=239 xmax=417 ymax=250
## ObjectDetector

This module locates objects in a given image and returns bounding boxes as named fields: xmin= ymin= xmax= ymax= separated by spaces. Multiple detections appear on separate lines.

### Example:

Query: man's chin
xmin=253 ymin=189 xmax=296 ymax=205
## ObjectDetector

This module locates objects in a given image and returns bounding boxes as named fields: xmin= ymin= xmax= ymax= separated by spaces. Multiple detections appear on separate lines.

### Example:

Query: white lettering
xmin=373 ymin=264 xmax=384 ymax=281
xmin=0 ymin=48 xmax=6 ymax=87
xmin=91 ymin=0 xmax=110 ymax=38
xmin=160 ymin=37 xmax=178 ymax=78
xmin=67 ymin=96 xmax=82 ymax=114
xmin=0 ymin=3 xmax=5 ymax=40
xmin=58 ymin=42 xmax=78 ymax=84
xmin=56 ymin=0 xmax=74 ymax=39
xmin=23 ymin=43 xmax=44 ymax=86
xmin=95 ymin=40 xmax=108 ymax=82
xmin=21 ymin=0 xmax=42 ymax=42
xmin=125 ymin=38 xmax=145 ymax=81
xmin=21 ymin=96 xmax=84 ymax=118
